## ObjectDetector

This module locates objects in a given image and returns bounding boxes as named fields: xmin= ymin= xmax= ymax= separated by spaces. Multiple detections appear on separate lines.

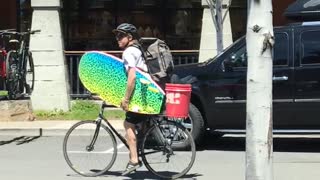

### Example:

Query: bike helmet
xmin=112 ymin=23 xmax=137 ymax=35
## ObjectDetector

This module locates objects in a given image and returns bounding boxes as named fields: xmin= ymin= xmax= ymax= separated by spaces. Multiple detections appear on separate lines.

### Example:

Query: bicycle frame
xmin=93 ymin=103 xmax=130 ymax=150
xmin=9 ymin=33 xmax=29 ymax=72
xmin=91 ymin=102 xmax=170 ymax=153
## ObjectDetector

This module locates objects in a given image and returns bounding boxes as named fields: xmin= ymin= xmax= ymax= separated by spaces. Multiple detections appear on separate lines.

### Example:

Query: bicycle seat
xmin=9 ymin=39 xmax=19 ymax=44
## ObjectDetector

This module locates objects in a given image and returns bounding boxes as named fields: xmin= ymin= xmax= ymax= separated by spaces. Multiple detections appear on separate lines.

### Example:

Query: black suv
xmin=176 ymin=21 xmax=320 ymax=145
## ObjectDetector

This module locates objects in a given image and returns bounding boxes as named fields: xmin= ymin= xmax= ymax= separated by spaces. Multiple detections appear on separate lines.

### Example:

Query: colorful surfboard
xmin=79 ymin=51 xmax=165 ymax=114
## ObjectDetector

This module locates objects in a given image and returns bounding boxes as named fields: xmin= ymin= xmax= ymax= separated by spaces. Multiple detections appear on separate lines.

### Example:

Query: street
xmin=1 ymin=133 xmax=320 ymax=180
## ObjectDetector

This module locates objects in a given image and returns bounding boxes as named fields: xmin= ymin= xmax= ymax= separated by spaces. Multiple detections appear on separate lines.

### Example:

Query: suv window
xmin=223 ymin=33 xmax=289 ymax=69
xmin=301 ymin=30 xmax=320 ymax=65
xmin=273 ymin=32 xmax=289 ymax=66
xmin=229 ymin=45 xmax=247 ymax=68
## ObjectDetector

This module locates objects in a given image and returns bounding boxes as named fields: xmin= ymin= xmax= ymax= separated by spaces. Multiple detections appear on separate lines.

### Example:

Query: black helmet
xmin=112 ymin=23 xmax=137 ymax=34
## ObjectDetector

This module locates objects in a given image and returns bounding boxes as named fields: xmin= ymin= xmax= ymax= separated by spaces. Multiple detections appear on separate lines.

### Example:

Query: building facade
xmin=1 ymin=0 xmax=296 ymax=110
xmin=1 ymin=0 xmax=296 ymax=52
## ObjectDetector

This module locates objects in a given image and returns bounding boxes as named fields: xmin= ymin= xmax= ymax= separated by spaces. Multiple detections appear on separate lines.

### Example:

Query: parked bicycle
xmin=0 ymin=29 xmax=16 ymax=88
xmin=63 ymin=102 xmax=196 ymax=179
xmin=0 ymin=29 xmax=40 ymax=99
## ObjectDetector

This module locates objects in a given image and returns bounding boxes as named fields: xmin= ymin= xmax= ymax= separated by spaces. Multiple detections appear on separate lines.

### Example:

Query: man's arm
xmin=125 ymin=67 xmax=136 ymax=101
xmin=121 ymin=67 xmax=136 ymax=111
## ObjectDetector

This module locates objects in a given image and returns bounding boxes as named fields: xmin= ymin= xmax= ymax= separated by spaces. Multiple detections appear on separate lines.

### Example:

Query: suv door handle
xmin=272 ymin=76 xmax=288 ymax=81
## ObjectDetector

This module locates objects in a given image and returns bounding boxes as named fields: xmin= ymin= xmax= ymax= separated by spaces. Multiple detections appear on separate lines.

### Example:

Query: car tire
xmin=172 ymin=103 xmax=205 ymax=150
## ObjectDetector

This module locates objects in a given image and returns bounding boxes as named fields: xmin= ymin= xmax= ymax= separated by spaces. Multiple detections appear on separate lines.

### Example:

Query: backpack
xmin=131 ymin=38 xmax=174 ymax=89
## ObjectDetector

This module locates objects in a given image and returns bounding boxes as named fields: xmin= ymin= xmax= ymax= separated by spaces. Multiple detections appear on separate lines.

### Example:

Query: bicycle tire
xmin=5 ymin=50 xmax=19 ymax=99
xmin=63 ymin=120 xmax=118 ymax=177
xmin=23 ymin=51 xmax=34 ymax=94
xmin=141 ymin=120 xmax=196 ymax=179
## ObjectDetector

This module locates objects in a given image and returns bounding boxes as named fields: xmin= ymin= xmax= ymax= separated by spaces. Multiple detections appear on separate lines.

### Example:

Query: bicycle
xmin=0 ymin=29 xmax=16 ymax=90
xmin=63 ymin=102 xmax=196 ymax=179
xmin=1 ymin=29 xmax=40 ymax=99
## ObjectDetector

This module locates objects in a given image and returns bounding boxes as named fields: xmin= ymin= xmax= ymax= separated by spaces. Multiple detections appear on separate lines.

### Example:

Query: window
xmin=223 ymin=32 xmax=289 ymax=69
xmin=301 ymin=30 xmax=320 ymax=65
xmin=61 ymin=0 xmax=203 ymax=51
xmin=222 ymin=45 xmax=247 ymax=70
xmin=229 ymin=45 xmax=247 ymax=67
xmin=273 ymin=32 xmax=289 ymax=66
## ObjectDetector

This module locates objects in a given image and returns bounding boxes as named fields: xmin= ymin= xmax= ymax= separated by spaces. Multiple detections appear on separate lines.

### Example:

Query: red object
xmin=0 ymin=51 xmax=6 ymax=78
xmin=165 ymin=83 xmax=192 ymax=119
xmin=0 ymin=61 xmax=5 ymax=77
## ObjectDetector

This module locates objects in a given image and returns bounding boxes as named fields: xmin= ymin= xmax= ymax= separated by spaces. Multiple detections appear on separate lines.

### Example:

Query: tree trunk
xmin=206 ymin=0 xmax=224 ymax=54
xmin=216 ymin=0 xmax=223 ymax=54
xmin=246 ymin=0 xmax=274 ymax=180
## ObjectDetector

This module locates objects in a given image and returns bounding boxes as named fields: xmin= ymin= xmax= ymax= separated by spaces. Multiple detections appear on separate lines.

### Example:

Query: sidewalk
xmin=0 ymin=120 xmax=125 ymax=136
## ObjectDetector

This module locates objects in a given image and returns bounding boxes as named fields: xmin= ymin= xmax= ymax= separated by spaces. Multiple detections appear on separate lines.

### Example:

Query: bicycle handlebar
xmin=0 ymin=29 xmax=41 ymax=36
xmin=29 ymin=30 xmax=41 ymax=34
xmin=0 ymin=29 xmax=16 ymax=32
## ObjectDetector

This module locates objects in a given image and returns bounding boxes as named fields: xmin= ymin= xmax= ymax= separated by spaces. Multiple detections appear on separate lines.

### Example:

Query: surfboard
xmin=79 ymin=51 xmax=165 ymax=114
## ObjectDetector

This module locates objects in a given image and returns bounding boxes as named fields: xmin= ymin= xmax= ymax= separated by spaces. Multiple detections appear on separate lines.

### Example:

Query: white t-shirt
xmin=122 ymin=46 xmax=148 ymax=72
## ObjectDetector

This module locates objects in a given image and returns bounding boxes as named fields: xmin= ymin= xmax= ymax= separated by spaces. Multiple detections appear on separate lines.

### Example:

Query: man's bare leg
xmin=124 ymin=121 xmax=139 ymax=164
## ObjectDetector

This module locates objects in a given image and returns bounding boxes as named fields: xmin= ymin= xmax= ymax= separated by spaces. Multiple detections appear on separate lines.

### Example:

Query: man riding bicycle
xmin=112 ymin=23 xmax=150 ymax=175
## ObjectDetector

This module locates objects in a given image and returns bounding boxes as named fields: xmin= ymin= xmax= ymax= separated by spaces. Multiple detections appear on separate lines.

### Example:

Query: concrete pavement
xmin=0 ymin=120 xmax=125 ymax=136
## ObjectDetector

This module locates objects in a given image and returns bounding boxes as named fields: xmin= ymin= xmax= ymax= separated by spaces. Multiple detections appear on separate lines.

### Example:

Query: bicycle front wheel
xmin=23 ymin=51 xmax=34 ymax=94
xmin=141 ymin=120 xmax=196 ymax=179
xmin=5 ymin=51 xmax=19 ymax=99
xmin=63 ymin=120 xmax=117 ymax=177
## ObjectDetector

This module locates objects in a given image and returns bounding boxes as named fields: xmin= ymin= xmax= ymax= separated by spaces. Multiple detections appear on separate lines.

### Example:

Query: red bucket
xmin=165 ymin=83 xmax=192 ymax=119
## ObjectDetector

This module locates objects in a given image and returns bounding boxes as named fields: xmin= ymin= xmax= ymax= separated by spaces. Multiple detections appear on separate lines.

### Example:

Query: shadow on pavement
xmin=0 ymin=136 xmax=41 ymax=146
xmin=119 ymin=170 xmax=200 ymax=180
xmin=199 ymin=132 xmax=320 ymax=153
xmin=67 ymin=170 xmax=201 ymax=179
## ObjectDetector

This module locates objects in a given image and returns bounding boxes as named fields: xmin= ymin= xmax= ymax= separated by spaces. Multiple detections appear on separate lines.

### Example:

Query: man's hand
xmin=120 ymin=98 xmax=129 ymax=111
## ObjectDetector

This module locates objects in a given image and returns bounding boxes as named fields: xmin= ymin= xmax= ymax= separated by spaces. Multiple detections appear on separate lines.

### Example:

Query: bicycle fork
xmin=86 ymin=118 xmax=103 ymax=152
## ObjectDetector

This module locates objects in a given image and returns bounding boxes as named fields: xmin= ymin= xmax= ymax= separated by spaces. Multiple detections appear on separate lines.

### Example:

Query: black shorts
xmin=125 ymin=112 xmax=149 ymax=124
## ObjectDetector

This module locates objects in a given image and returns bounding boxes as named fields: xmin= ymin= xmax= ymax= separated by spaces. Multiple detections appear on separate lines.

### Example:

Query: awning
xmin=284 ymin=0 xmax=320 ymax=20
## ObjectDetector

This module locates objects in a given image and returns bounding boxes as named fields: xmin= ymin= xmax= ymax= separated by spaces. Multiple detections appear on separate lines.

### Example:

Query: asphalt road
xmin=1 ymin=133 xmax=320 ymax=180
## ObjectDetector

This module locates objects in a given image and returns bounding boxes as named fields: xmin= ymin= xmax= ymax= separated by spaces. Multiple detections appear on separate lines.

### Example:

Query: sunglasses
xmin=115 ymin=33 xmax=127 ymax=41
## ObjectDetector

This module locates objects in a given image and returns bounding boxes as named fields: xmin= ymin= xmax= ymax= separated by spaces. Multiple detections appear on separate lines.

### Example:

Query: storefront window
xmin=0 ymin=0 xmax=20 ymax=30
xmin=61 ymin=0 xmax=203 ymax=51
xmin=229 ymin=0 xmax=247 ymax=41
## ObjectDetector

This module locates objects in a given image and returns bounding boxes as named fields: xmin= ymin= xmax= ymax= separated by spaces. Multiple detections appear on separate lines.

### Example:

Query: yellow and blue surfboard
xmin=79 ymin=51 xmax=165 ymax=114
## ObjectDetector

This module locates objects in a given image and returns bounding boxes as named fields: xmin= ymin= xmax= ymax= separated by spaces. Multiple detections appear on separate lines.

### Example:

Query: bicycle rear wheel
xmin=141 ymin=120 xmax=196 ymax=179
xmin=63 ymin=120 xmax=117 ymax=177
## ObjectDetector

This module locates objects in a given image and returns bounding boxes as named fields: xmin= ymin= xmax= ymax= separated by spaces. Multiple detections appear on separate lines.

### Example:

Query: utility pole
xmin=246 ymin=0 xmax=274 ymax=180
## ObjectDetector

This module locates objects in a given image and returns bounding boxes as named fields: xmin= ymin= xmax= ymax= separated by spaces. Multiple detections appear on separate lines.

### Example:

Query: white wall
xmin=199 ymin=0 xmax=233 ymax=62
xmin=29 ymin=0 xmax=70 ymax=111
